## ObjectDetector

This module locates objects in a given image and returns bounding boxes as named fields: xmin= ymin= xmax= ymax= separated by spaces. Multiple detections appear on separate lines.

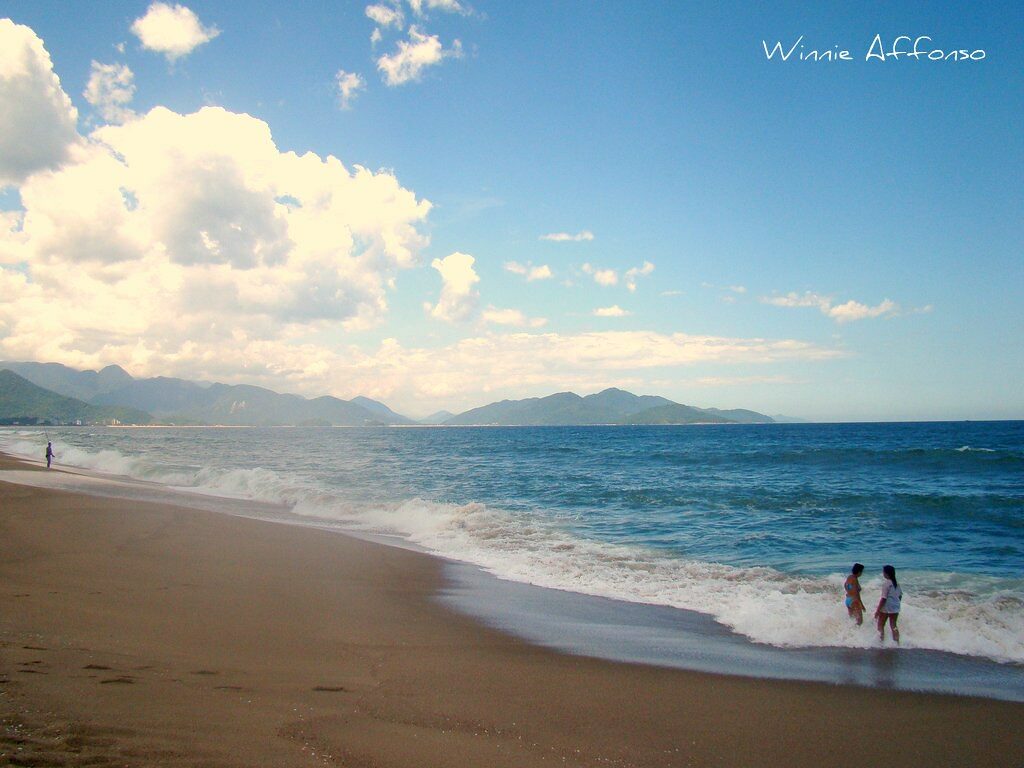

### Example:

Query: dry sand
xmin=1 ymin=453 xmax=1021 ymax=767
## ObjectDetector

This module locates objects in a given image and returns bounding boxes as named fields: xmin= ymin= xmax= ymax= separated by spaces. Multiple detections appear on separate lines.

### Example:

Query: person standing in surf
xmin=874 ymin=564 xmax=902 ymax=644
xmin=844 ymin=562 xmax=866 ymax=625
xmin=45 ymin=441 xmax=54 ymax=469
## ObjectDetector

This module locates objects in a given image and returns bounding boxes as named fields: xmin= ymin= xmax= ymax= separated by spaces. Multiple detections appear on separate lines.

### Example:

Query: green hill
xmin=615 ymin=403 xmax=733 ymax=425
xmin=444 ymin=388 xmax=774 ymax=426
xmin=445 ymin=388 xmax=675 ymax=426
xmin=0 ymin=370 xmax=152 ymax=425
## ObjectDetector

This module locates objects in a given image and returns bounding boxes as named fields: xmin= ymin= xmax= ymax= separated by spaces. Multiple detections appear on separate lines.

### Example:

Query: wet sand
xmin=1 ymin=453 xmax=1021 ymax=767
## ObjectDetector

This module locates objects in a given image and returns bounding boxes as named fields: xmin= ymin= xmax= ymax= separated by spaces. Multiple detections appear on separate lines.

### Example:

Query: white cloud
xmin=335 ymin=69 xmax=366 ymax=109
xmin=593 ymin=305 xmax=631 ymax=318
xmin=366 ymin=3 xmax=404 ymax=28
xmin=131 ymin=2 xmax=219 ymax=61
xmin=0 ymin=20 xmax=80 ymax=186
xmin=728 ymin=285 xmax=747 ymax=294
xmin=408 ymin=0 xmax=465 ymax=16
xmin=764 ymin=291 xmax=832 ymax=311
xmin=426 ymin=251 xmax=479 ymax=322
xmin=763 ymin=291 xmax=900 ymax=323
xmin=541 ymin=230 xmax=594 ymax=242
xmin=504 ymin=261 xmax=552 ymax=281
xmin=482 ymin=307 xmax=547 ymax=328
xmin=83 ymin=61 xmax=136 ymax=124
xmin=1 ymin=79 xmax=433 ymax=371
xmin=377 ymin=26 xmax=462 ymax=86
xmin=625 ymin=260 xmax=654 ymax=292
xmin=826 ymin=298 xmax=897 ymax=323
xmin=581 ymin=263 xmax=618 ymax=286
xmin=527 ymin=264 xmax=552 ymax=281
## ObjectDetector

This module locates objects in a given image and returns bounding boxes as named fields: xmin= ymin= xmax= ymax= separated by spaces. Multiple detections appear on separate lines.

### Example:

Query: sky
xmin=0 ymin=1 xmax=1021 ymax=421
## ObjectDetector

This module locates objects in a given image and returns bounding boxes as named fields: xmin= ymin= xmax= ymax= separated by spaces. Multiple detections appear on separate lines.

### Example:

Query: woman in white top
xmin=874 ymin=564 xmax=902 ymax=644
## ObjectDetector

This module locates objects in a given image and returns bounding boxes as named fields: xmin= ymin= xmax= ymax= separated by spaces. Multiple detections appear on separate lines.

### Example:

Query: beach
xmin=1 ymin=453 xmax=1022 ymax=768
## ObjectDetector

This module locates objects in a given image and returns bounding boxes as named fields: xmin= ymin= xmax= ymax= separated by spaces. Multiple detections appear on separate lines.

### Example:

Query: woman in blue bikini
xmin=843 ymin=562 xmax=865 ymax=625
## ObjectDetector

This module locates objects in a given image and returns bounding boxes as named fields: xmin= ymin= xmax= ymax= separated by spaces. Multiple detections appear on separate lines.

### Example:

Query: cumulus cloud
xmin=581 ymin=263 xmax=618 ymax=287
xmin=426 ymin=251 xmax=479 ymax=322
xmin=377 ymin=26 xmax=462 ymax=86
xmin=763 ymin=291 xmax=899 ymax=323
xmin=541 ymin=230 xmax=594 ymax=242
xmin=131 ymin=2 xmax=220 ymax=61
xmin=504 ymin=261 xmax=552 ymax=281
xmin=624 ymin=261 xmax=654 ymax=292
xmin=83 ymin=61 xmax=136 ymax=124
xmin=0 ymin=20 xmax=80 ymax=186
xmin=1 ymin=62 xmax=433 ymax=373
xmin=366 ymin=3 xmax=404 ymax=28
xmin=408 ymin=0 xmax=466 ymax=16
xmin=593 ymin=305 xmax=630 ymax=318
xmin=482 ymin=307 xmax=547 ymax=328
xmin=826 ymin=298 xmax=898 ymax=322
xmin=335 ymin=69 xmax=366 ymax=109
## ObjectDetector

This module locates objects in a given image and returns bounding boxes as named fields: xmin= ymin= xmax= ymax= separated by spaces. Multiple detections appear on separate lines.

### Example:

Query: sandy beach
xmin=1 ymin=453 xmax=1021 ymax=767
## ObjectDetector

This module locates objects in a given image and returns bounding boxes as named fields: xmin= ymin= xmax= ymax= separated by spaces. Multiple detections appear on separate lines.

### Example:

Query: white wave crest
xmin=287 ymin=496 xmax=1024 ymax=664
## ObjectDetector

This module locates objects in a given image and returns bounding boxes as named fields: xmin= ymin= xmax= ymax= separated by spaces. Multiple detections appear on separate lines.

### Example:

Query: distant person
xmin=874 ymin=564 xmax=902 ymax=644
xmin=45 ymin=441 xmax=54 ymax=469
xmin=843 ymin=562 xmax=866 ymax=625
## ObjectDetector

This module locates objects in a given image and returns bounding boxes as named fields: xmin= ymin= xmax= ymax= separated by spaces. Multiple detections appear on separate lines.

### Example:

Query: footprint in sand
xmin=99 ymin=676 xmax=136 ymax=685
xmin=190 ymin=669 xmax=219 ymax=676
xmin=83 ymin=664 xmax=112 ymax=670
xmin=312 ymin=685 xmax=348 ymax=692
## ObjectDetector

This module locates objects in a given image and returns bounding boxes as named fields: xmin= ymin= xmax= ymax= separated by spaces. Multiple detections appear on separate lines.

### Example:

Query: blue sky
xmin=0 ymin=1 xmax=1020 ymax=420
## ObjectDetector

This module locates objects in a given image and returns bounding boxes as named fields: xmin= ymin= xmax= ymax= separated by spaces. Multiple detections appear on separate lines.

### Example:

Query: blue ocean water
xmin=2 ymin=421 xmax=1022 ymax=666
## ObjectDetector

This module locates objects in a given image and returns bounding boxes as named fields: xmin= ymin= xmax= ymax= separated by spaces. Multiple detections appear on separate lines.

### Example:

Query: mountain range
xmin=0 ymin=361 xmax=781 ymax=427
xmin=0 ymin=362 xmax=411 ymax=427
xmin=0 ymin=369 xmax=152 ymax=426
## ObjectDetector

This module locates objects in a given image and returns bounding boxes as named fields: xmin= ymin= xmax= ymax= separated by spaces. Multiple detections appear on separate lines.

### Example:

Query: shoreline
xmin=1 ymin=453 xmax=1022 ymax=766
xmin=3 ymin=447 xmax=1024 ymax=700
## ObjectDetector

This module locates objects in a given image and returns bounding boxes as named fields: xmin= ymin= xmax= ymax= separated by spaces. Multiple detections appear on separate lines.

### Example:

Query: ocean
xmin=2 ymin=421 xmax=1022 ymax=696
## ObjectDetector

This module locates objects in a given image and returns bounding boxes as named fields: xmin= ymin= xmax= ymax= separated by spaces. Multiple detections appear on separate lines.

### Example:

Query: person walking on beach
xmin=844 ymin=562 xmax=866 ymax=625
xmin=874 ymin=564 xmax=902 ymax=644
xmin=45 ymin=441 xmax=54 ymax=469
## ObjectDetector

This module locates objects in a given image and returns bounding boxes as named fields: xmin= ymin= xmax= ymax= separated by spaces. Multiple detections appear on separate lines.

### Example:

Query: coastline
xmin=1 ymin=454 xmax=1022 ymax=767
